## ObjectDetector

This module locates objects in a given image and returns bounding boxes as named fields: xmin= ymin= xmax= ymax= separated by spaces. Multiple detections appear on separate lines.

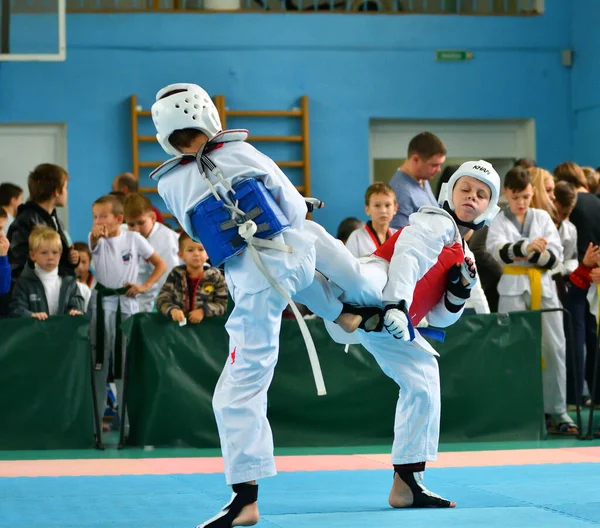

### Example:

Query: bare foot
xmin=232 ymin=502 xmax=260 ymax=526
xmin=335 ymin=312 xmax=361 ymax=333
xmin=388 ymin=473 xmax=456 ymax=509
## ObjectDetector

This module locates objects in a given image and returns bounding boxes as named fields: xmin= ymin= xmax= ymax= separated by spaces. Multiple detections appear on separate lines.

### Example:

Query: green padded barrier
xmin=122 ymin=310 xmax=544 ymax=448
xmin=0 ymin=316 xmax=95 ymax=449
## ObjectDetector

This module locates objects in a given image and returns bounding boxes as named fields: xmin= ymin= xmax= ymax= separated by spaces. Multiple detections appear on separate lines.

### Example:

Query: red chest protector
xmin=373 ymin=228 xmax=464 ymax=325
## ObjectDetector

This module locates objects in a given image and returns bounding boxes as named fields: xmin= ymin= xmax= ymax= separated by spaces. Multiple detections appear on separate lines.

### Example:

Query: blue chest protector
xmin=189 ymin=178 xmax=291 ymax=268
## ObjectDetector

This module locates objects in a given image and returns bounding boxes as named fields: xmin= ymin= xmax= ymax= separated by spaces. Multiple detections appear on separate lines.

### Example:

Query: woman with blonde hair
xmin=529 ymin=167 xmax=558 ymax=222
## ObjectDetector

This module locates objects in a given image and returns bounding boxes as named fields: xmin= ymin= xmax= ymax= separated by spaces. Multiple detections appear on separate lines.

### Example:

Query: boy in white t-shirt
xmin=123 ymin=193 xmax=181 ymax=312
xmin=89 ymin=194 xmax=167 ymax=441
xmin=346 ymin=182 xmax=398 ymax=258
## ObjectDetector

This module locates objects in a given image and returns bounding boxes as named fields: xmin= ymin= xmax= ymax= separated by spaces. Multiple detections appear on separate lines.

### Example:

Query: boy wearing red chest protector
xmin=321 ymin=160 xmax=501 ymax=509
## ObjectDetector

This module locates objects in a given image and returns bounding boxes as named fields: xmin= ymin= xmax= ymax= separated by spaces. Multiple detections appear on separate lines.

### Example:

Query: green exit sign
xmin=435 ymin=50 xmax=474 ymax=62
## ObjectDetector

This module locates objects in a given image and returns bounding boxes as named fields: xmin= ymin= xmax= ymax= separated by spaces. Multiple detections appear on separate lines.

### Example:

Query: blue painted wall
xmin=5 ymin=2 xmax=573 ymax=240
xmin=571 ymin=0 xmax=600 ymax=168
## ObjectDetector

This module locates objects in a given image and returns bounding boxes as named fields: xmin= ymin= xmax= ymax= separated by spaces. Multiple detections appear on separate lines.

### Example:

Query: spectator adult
xmin=388 ymin=132 xmax=446 ymax=228
xmin=112 ymin=172 xmax=166 ymax=224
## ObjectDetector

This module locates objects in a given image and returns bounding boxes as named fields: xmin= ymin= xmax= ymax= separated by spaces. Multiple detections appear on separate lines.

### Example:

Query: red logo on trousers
xmin=231 ymin=347 xmax=236 ymax=364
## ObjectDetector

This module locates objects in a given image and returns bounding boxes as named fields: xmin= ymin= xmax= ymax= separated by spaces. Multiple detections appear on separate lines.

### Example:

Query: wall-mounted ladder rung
xmin=131 ymin=94 xmax=311 ymax=225
xmin=227 ymin=109 xmax=302 ymax=117
xmin=276 ymin=160 xmax=304 ymax=168
xmin=138 ymin=160 xmax=303 ymax=169
xmin=248 ymin=135 xmax=303 ymax=142
xmin=213 ymin=95 xmax=311 ymax=199
xmin=141 ymin=185 xmax=305 ymax=194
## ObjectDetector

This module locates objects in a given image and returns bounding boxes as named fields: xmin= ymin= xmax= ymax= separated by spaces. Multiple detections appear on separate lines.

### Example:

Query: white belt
xmin=240 ymin=220 xmax=327 ymax=397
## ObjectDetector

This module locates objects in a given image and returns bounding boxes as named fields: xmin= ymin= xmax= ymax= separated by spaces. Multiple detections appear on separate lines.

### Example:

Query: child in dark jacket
xmin=7 ymin=164 xmax=80 ymax=281
xmin=10 ymin=226 xmax=84 ymax=319
xmin=156 ymin=233 xmax=228 ymax=324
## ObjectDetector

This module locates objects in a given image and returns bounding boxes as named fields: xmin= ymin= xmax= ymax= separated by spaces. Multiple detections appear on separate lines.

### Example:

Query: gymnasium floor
xmin=2 ymin=437 xmax=600 ymax=528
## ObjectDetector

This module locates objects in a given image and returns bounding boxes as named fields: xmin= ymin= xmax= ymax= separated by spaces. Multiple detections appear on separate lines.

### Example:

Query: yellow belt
xmin=503 ymin=266 xmax=546 ymax=370
xmin=503 ymin=266 xmax=545 ymax=310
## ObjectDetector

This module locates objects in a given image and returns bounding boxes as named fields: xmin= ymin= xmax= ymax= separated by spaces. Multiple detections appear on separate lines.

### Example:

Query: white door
xmin=0 ymin=124 xmax=68 ymax=229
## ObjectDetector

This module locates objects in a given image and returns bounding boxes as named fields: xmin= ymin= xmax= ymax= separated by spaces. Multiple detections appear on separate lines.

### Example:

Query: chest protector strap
xmin=374 ymin=227 xmax=465 ymax=326
xmin=189 ymin=178 xmax=291 ymax=268
xmin=188 ymin=140 xmax=327 ymax=397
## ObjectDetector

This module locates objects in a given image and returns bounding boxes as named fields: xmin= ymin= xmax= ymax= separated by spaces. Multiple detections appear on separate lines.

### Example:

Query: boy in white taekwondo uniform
xmin=345 ymin=182 xmax=398 ymax=258
xmin=313 ymin=161 xmax=501 ymax=509
xmin=148 ymin=83 xmax=379 ymax=528
xmin=486 ymin=167 xmax=577 ymax=434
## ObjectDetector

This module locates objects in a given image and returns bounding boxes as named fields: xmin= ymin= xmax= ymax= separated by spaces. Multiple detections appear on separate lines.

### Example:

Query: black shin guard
xmin=341 ymin=304 xmax=384 ymax=332
xmin=394 ymin=464 xmax=453 ymax=508
xmin=198 ymin=483 xmax=258 ymax=528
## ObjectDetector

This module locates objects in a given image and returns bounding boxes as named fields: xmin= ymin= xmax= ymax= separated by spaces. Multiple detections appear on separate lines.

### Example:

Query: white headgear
xmin=151 ymin=83 xmax=222 ymax=156
xmin=438 ymin=160 xmax=501 ymax=229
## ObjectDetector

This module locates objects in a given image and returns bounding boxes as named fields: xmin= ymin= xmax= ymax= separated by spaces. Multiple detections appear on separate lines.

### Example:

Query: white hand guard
xmin=383 ymin=307 xmax=411 ymax=341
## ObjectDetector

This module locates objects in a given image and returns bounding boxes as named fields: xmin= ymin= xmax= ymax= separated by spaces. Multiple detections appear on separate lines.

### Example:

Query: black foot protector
xmin=342 ymin=304 xmax=384 ymax=332
xmin=197 ymin=483 xmax=258 ymax=528
xmin=394 ymin=464 xmax=453 ymax=508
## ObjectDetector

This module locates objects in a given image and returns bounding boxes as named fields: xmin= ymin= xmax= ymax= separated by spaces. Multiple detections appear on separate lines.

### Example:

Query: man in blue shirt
xmin=389 ymin=132 xmax=447 ymax=228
